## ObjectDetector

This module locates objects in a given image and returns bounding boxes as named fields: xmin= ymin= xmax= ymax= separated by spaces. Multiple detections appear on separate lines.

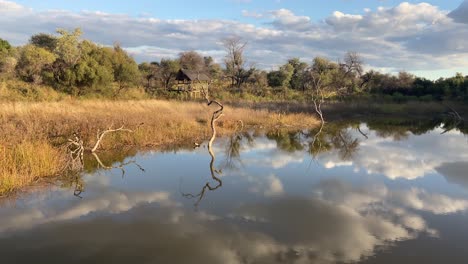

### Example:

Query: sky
xmin=1 ymin=0 xmax=467 ymax=79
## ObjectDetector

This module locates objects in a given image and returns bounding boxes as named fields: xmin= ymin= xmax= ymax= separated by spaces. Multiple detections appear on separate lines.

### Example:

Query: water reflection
xmin=1 ymin=118 xmax=468 ymax=263
xmin=181 ymin=134 xmax=222 ymax=206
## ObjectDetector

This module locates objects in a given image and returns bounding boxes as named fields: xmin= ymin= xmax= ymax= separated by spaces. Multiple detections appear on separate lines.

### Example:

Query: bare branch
xmin=92 ymin=152 xmax=145 ymax=178
xmin=182 ymin=81 xmax=224 ymax=206
xmin=91 ymin=126 xmax=133 ymax=153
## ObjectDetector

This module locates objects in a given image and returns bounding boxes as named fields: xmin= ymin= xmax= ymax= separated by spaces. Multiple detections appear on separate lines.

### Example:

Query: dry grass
xmin=0 ymin=99 xmax=318 ymax=195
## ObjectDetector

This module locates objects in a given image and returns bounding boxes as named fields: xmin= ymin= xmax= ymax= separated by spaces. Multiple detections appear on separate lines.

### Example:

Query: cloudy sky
xmin=0 ymin=0 xmax=467 ymax=79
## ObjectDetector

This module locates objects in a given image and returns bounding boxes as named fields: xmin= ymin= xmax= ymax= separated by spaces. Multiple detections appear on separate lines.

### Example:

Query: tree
xmin=267 ymin=66 xmax=293 ymax=88
xmin=304 ymin=57 xmax=340 ymax=124
xmin=340 ymin=51 xmax=364 ymax=94
xmin=16 ymin=45 xmax=56 ymax=84
xmin=248 ymin=69 xmax=268 ymax=88
xmin=287 ymin=58 xmax=308 ymax=91
xmin=112 ymin=44 xmax=140 ymax=93
xmin=50 ymin=28 xmax=83 ymax=88
xmin=204 ymin=56 xmax=222 ymax=79
xmin=0 ymin=38 xmax=11 ymax=52
xmin=223 ymin=36 xmax=250 ymax=88
xmin=72 ymin=40 xmax=114 ymax=95
xmin=54 ymin=28 xmax=82 ymax=67
xmin=138 ymin=62 xmax=159 ymax=93
xmin=29 ymin=33 xmax=57 ymax=52
xmin=0 ymin=38 xmax=16 ymax=76
xmin=179 ymin=51 xmax=205 ymax=72
xmin=159 ymin=59 xmax=180 ymax=90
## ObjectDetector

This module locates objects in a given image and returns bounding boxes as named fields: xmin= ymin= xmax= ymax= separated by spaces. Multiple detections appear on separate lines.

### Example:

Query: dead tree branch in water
xmin=356 ymin=126 xmax=369 ymax=139
xmin=67 ymin=133 xmax=85 ymax=170
xmin=91 ymin=125 xmax=133 ymax=152
xmin=441 ymin=104 xmax=464 ymax=135
xmin=92 ymin=152 xmax=145 ymax=178
xmin=66 ymin=124 xmax=134 ymax=170
xmin=182 ymin=82 xmax=223 ymax=206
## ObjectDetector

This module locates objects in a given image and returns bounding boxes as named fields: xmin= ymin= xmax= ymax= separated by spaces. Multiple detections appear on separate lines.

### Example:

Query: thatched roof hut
xmin=175 ymin=69 xmax=211 ymax=82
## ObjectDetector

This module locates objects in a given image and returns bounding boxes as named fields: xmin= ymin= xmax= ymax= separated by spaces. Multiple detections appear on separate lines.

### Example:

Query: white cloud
xmin=242 ymin=10 xmax=263 ymax=18
xmin=319 ymin=125 xmax=468 ymax=180
xmin=0 ymin=189 xmax=175 ymax=233
xmin=392 ymin=188 xmax=468 ymax=214
xmin=2 ymin=178 xmax=465 ymax=263
xmin=269 ymin=8 xmax=312 ymax=31
xmin=263 ymin=175 xmax=284 ymax=196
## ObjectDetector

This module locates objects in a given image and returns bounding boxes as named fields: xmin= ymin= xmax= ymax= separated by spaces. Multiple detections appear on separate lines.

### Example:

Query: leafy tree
xmin=54 ymin=28 xmax=82 ymax=67
xmin=159 ymin=59 xmax=180 ymax=90
xmin=287 ymin=58 xmax=308 ymax=91
xmin=16 ymin=44 xmax=56 ymax=84
xmin=72 ymin=40 xmax=114 ymax=95
xmin=204 ymin=56 xmax=222 ymax=79
xmin=139 ymin=62 xmax=159 ymax=93
xmin=0 ymin=38 xmax=16 ymax=76
xmin=248 ymin=69 xmax=268 ymax=88
xmin=265 ymin=62 xmax=294 ymax=89
xmin=112 ymin=44 xmax=140 ymax=93
xmin=0 ymin=38 xmax=11 ymax=52
xmin=29 ymin=33 xmax=57 ymax=52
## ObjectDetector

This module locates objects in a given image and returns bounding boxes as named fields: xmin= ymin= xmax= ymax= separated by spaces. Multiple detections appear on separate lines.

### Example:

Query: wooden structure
xmin=174 ymin=69 xmax=211 ymax=98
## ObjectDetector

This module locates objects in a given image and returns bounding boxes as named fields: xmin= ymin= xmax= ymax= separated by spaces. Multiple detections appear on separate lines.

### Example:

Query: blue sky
xmin=1 ymin=0 xmax=467 ymax=79
xmin=11 ymin=0 xmax=460 ymax=21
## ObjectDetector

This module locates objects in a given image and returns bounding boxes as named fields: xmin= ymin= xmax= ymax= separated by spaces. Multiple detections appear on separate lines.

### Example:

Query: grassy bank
xmin=0 ymin=99 xmax=318 ymax=196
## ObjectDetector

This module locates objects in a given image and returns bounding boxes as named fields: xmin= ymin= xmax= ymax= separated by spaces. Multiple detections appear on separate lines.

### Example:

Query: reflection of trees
xmin=223 ymin=132 xmax=253 ymax=170
xmin=306 ymin=123 xmax=360 ymax=160
xmin=267 ymin=130 xmax=304 ymax=152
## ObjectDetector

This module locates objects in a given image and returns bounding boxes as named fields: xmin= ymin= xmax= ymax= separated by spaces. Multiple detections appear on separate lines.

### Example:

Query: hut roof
xmin=176 ymin=69 xmax=211 ymax=81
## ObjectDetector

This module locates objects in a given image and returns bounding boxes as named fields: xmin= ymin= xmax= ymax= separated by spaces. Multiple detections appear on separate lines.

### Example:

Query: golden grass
xmin=0 ymin=141 xmax=64 ymax=195
xmin=0 ymin=99 xmax=318 ymax=195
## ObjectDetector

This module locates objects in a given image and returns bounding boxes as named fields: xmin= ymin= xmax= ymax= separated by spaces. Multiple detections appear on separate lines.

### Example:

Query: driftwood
xmin=441 ymin=104 xmax=464 ymax=135
xmin=91 ymin=125 xmax=133 ymax=152
xmin=67 ymin=133 xmax=85 ymax=171
xmin=92 ymin=152 xmax=145 ymax=178
xmin=66 ymin=125 xmax=133 ymax=170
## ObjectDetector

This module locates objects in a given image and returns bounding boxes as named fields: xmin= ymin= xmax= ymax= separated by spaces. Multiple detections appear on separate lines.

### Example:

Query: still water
xmin=1 ymin=121 xmax=468 ymax=263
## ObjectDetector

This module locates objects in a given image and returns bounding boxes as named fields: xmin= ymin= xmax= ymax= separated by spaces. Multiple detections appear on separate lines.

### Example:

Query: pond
xmin=1 ymin=119 xmax=468 ymax=263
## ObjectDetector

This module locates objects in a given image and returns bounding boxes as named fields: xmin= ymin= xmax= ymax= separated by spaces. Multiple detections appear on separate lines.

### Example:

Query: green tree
xmin=112 ymin=44 xmax=140 ymax=94
xmin=159 ymin=59 xmax=180 ymax=90
xmin=72 ymin=40 xmax=114 ymax=95
xmin=204 ymin=56 xmax=222 ymax=79
xmin=267 ymin=63 xmax=294 ymax=88
xmin=138 ymin=62 xmax=159 ymax=93
xmin=0 ymin=38 xmax=16 ymax=77
xmin=54 ymin=28 xmax=82 ymax=67
xmin=29 ymin=33 xmax=57 ymax=52
xmin=287 ymin=58 xmax=308 ymax=91
xmin=0 ymin=38 xmax=11 ymax=52
xmin=16 ymin=44 xmax=56 ymax=84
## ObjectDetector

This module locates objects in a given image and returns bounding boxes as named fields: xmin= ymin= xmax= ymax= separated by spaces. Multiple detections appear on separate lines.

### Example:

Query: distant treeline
xmin=0 ymin=28 xmax=467 ymax=101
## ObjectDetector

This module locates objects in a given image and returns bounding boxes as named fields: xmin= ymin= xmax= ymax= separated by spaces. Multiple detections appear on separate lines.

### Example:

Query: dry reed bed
xmin=0 ymin=100 xmax=318 ymax=195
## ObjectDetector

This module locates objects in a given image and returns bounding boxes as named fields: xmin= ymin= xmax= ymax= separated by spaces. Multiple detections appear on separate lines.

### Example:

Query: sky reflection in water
xmin=1 ymin=122 xmax=468 ymax=263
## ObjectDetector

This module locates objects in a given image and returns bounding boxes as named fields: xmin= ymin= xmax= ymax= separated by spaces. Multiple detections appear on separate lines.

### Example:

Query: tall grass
xmin=0 ymin=142 xmax=64 ymax=195
xmin=0 ymin=99 xmax=318 ymax=195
